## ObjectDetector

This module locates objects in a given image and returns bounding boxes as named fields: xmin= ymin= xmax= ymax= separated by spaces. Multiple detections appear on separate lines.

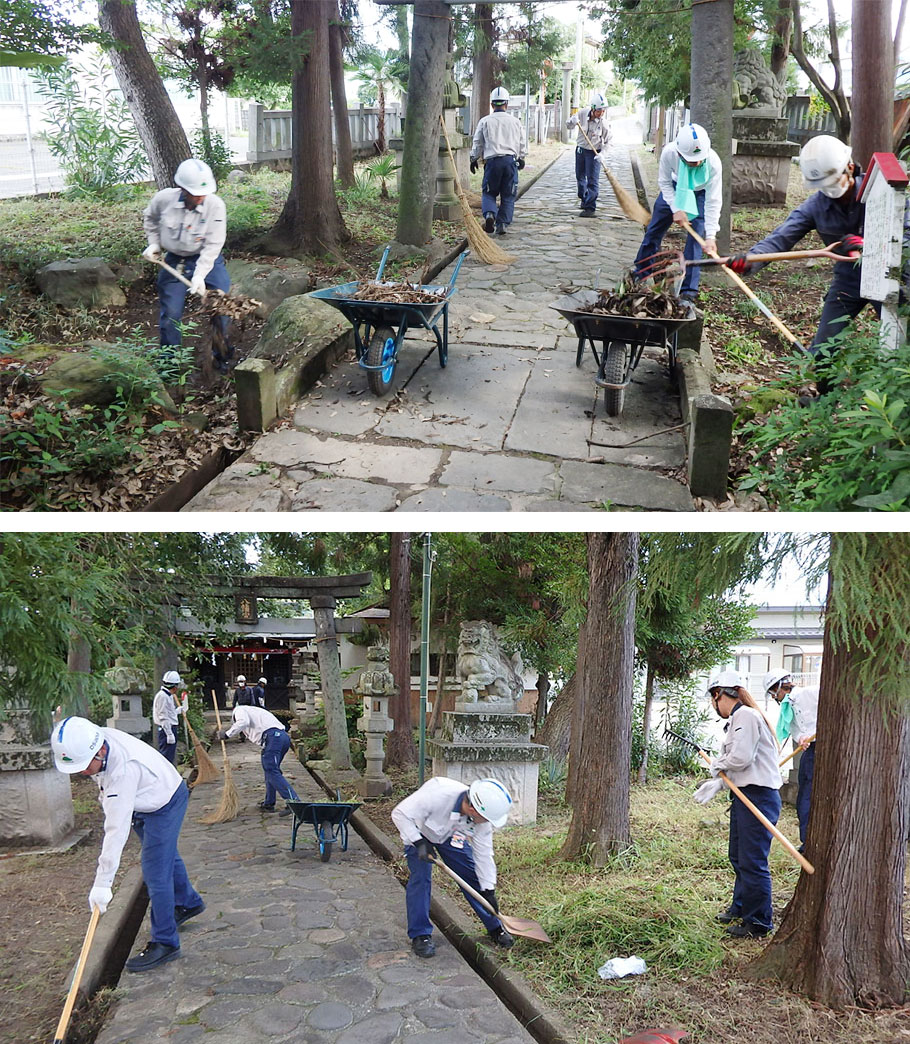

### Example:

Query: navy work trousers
xmin=574 ymin=146 xmax=601 ymax=211
xmin=261 ymin=728 xmax=298 ymax=806
xmin=404 ymin=835 xmax=502 ymax=939
xmin=157 ymin=726 xmax=177 ymax=764
xmin=157 ymin=251 xmax=231 ymax=347
xmin=633 ymin=189 xmax=706 ymax=297
xmin=796 ymin=742 xmax=815 ymax=845
xmin=727 ymin=784 xmax=781 ymax=933
xmin=131 ymin=781 xmax=203 ymax=949
xmin=481 ymin=154 xmax=518 ymax=229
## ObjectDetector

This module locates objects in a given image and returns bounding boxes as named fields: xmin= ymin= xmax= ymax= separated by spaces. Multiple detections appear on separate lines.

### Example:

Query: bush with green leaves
xmin=191 ymin=127 xmax=233 ymax=183
xmin=737 ymin=327 xmax=910 ymax=510
xmin=37 ymin=50 xmax=149 ymax=199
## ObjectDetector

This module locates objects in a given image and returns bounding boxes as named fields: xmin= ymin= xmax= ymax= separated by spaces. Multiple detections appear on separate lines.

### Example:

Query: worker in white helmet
xmin=152 ymin=669 xmax=186 ymax=764
xmin=632 ymin=122 xmax=723 ymax=300
xmin=566 ymin=92 xmax=611 ymax=217
xmin=470 ymin=86 xmax=527 ymax=236
xmin=391 ymin=776 xmax=514 ymax=958
xmin=724 ymin=134 xmax=877 ymax=396
xmin=764 ymin=669 xmax=818 ymax=849
xmin=141 ymin=157 xmax=234 ymax=373
xmin=51 ymin=716 xmax=205 ymax=972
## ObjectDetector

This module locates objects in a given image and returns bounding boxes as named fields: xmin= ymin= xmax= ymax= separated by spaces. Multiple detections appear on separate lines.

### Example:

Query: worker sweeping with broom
xmin=470 ymin=87 xmax=527 ymax=237
xmin=632 ymin=123 xmax=723 ymax=301
xmin=50 ymin=716 xmax=205 ymax=971
xmin=567 ymin=92 xmax=611 ymax=217
xmin=216 ymin=703 xmax=299 ymax=815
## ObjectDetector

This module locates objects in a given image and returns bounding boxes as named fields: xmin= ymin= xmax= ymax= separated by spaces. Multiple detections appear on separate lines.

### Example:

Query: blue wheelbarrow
xmin=287 ymin=791 xmax=361 ymax=862
xmin=310 ymin=246 xmax=469 ymax=396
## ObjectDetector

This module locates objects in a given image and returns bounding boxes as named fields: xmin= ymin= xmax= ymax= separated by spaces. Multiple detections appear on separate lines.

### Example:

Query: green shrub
xmin=191 ymin=127 xmax=233 ymax=183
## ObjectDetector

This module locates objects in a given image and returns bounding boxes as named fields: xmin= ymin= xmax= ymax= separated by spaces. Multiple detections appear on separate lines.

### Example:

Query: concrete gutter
xmin=309 ymin=765 xmax=576 ymax=1044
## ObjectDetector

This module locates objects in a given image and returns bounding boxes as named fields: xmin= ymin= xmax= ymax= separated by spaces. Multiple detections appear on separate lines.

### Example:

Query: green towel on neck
xmin=674 ymin=159 xmax=709 ymax=219
xmin=776 ymin=696 xmax=794 ymax=744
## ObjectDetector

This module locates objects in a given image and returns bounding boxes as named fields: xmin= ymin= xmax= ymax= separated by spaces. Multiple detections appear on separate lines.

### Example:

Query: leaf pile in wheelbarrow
xmin=350 ymin=281 xmax=448 ymax=304
xmin=588 ymin=289 xmax=690 ymax=320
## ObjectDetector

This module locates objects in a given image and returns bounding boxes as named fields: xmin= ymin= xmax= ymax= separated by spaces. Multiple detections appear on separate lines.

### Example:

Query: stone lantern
xmin=355 ymin=644 xmax=394 ymax=798
xmin=105 ymin=658 xmax=151 ymax=738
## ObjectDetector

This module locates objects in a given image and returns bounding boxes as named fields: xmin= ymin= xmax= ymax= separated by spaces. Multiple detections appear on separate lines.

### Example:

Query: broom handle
xmin=681 ymin=220 xmax=805 ymax=350
xmin=779 ymin=734 xmax=816 ymax=768
xmin=695 ymin=748 xmax=814 ymax=874
xmin=53 ymin=906 xmax=101 ymax=1044
xmin=211 ymin=689 xmax=230 ymax=758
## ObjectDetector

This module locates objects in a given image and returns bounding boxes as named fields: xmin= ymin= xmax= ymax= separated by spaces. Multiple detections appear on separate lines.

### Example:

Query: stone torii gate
xmin=168 ymin=572 xmax=373 ymax=772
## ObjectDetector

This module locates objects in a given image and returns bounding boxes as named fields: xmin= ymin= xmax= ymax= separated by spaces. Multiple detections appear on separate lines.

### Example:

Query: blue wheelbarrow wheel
xmin=366 ymin=324 xmax=397 ymax=396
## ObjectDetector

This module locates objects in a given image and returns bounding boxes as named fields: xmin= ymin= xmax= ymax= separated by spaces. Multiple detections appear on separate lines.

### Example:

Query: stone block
xmin=36 ymin=257 xmax=126 ymax=309
xmin=0 ymin=761 xmax=74 ymax=846
xmin=687 ymin=394 xmax=734 ymax=499
xmin=427 ymin=759 xmax=544 ymax=825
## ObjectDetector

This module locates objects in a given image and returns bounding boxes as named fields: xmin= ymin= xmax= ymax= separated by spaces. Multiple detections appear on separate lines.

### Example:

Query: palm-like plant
xmin=365 ymin=154 xmax=400 ymax=199
xmin=349 ymin=47 xmax=397 ymax=153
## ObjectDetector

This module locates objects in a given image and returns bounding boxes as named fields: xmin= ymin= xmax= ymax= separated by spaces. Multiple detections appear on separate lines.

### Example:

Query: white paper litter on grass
xmin=597 ymin=956 xmax=647 ymax=979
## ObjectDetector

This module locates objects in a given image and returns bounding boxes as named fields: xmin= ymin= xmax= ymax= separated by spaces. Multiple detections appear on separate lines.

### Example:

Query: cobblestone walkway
xmin=185 ymin=141 xmax=693 ymax=512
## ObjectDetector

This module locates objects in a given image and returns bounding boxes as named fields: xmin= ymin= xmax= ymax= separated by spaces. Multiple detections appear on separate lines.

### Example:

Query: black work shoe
xmin=483 ymin=213 xmax=495 ymax=234
xmin=715 ymin=907 xmax=740 ymax=924
xmin=579 ymin=209 xmax=596 ymax=218
xmin=411 ymin=934 xmax=436 ymax=958
xmin=258 ymin=802 xmax=276 ymax=812
xmin=726 ymin=922 xmax=770 ymax=938
xmin=126 ymin=942 xmax=180 ymax=972
xmin=174 ymin=902 xmax=206 ymax=927
xmin=278 ymin=807 xmax=293 ymax=818
xmin=488 ymin=925 xmax=514 ymax=948
xmin=495 ymin=224 xmax=506 ymax=236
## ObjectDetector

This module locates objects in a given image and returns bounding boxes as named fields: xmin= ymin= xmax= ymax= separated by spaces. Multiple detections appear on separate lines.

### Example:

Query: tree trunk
xmin=199 ymin=60 xmax=210 ymax=144
xmin=769 ymin=1 xmax=793 ymax=81
xmin=535 ymin=672 xmax=574 ymax=764
xmin=395 ymin=0 xmax=450 ymax=247
xmin=471 ymin=4 xmax=495 ymax=134
xmin=267 ymin=0 xmax=349 ymax=255
xmin=851 ymin=0 xmax=893 ymax=169
xmin=790 ymin=0 xmax=851 ymax=143
xmin=329 ymin=2 xmax=355 ymax=189
xmin=534 ymin=671 xmax=550 ymax=731
xmin=559 ymin=533 xmax=638 ymax=863
xmin=690 ymin=0 xmax=733 ymax=252
xmin=66 ymin=614 xmax=92 ymax=719
xmin=98 ymin=0 xmax=191 ymax=189
xmin=312 ymin=596 xmax=352 ymax=770
xmin=377 ymin=82 xmax=387 ymax=154
xmin=747 ymin=538 xmax=910 ymax=1007
xmin=637 ymin=662 xmax=656 ymax=784
xmin=386 ymin=533 xmax=417 ymax=768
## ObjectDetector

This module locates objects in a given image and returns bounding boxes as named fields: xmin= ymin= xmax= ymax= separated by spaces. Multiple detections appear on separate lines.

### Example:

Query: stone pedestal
xmin=0 ymin=708 xmax=74 ymax=847
xmin=427 ymin=710 xmax=548 ymax=826
xmin=731 ymin=111 xmax=800 ymax=204
xmin=105 ymin=661 xmax=150 ymax=738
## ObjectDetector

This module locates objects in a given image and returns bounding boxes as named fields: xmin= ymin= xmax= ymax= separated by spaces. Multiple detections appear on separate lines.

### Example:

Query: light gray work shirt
xmin=143 ymin=188 xmax=227 ymax=282
xmin=711 ymin=703 xmax=782 ymax=789
xmin=471 ymin=111 xmax=527 ymax=161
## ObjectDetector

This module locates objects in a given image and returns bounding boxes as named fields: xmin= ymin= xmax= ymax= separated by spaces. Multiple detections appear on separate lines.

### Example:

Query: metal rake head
xmin=665 ymin=727 xmax=712 ymax=757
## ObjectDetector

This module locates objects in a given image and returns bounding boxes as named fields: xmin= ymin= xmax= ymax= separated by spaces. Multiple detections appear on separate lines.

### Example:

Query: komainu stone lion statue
xmin=456 ymin=621 xmax=524 ymax=703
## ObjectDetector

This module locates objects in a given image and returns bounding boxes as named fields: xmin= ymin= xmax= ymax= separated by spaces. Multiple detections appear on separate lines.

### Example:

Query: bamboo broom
xmin=199 ymin=690 xmax=239 ymax=823
xmin=575 ymin=122 xmax=652 ymax=226
xmin=186 ymin=717 xmax=219 ymax=785
xmin=439 ymin=115 xmax=515 ymax=266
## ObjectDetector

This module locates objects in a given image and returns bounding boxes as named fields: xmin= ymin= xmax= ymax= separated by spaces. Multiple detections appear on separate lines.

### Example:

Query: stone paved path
xmin=95 ymin=744 xmax=537 ymax=1044
xmin=184 ymin=139 xmax=693 ymax=512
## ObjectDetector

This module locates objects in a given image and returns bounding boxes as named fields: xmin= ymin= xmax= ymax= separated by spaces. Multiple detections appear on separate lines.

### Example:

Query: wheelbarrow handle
xmin=447 ymin=250 xmax=469 ymax=289
xmin=375 ymin=245 xmax=392 ymax=281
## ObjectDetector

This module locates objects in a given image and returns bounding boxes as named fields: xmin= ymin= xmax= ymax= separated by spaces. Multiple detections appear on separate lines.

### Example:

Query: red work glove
xmin=836 ymin=234 xmax=863 ymax=256
xmin=725 ymin=253 xmax=752 ymax=275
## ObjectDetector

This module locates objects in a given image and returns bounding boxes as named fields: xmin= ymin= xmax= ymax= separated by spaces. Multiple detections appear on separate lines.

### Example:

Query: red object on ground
xmin=619 ymin=1031 xmax=689 ymax=1044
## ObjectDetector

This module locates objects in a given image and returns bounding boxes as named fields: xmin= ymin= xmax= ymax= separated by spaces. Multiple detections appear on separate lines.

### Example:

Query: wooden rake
xmin=779 ymin=734 xmax=816 ymax=769
xmin=666 ymin=728 xmax=814 ymax=875
xmin=429 ymin=855 xmax=551 ymax=942
xmin=639 ymin=241 xmax=859 ymax=282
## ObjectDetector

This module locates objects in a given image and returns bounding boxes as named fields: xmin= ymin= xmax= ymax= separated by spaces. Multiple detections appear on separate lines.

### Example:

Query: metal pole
xmin=418 ymin=532 xmax=434 ymax=786
xmin=21 ymin=72 xmax=40 ymax=196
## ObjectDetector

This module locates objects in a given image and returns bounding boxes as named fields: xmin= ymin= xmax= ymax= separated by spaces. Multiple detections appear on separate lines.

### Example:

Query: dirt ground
xmin=0 ymin=776 xmax=139 ymax=1044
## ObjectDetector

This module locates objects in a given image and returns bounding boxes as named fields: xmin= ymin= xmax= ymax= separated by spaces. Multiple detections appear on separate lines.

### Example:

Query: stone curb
xmin=309 ymin=765 xmax=576 ymax=1044
xmin=77 ymin=866 xmax=148 ymax=1001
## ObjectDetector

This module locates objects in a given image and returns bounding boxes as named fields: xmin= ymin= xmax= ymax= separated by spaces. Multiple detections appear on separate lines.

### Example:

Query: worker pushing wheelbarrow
xmin=311 ymin=247 xmax=469 ymax=396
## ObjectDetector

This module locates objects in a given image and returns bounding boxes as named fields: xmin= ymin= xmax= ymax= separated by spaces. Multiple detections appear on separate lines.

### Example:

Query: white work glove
xmin=708 ymin=758 xmax=723 ymax=778
xmin=89 ymin=885 xmax=113 ymax=913
xmin=142 ymin=242 xmax=162 ymax=262
xmin=693 ymin=779 xmax=725 ymax=805
xmin=189 ymin=271 xmax=207 ymax=297
xmin=165 ymin=729 xmax=175 ymax=745
xmin=178 ymin=692 xmax=188 ymax=714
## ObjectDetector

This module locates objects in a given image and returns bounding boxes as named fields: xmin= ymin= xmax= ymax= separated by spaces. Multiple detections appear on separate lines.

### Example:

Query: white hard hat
xmin=237 ymin=675 xmax=246 ymax=683
xmin=163 ymin=670 xmax=182 ymax=686
xmin=490 ymin=86 xmax=510 ymax=105
xmin=707 ymin=669 xmax=744 ymax=696
xmin=468 ymin=778 xmax=513 ymax=828
xmin=174 ymin=157 xmax=216 ymax=195
xmin=51 ymin=716 xmax=104 ymax=773
xmin=799 ymin=135 xmax=852 ymax=191
xmin=676 ymin=123 xmax=711 ymax=162
xmin=258 ymin=677 xmax=267 ymax=685
xmin=589 ymin=92 xmax=605 ymax=109
xmin=763 ymin=668 xmax=793 ymax=694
